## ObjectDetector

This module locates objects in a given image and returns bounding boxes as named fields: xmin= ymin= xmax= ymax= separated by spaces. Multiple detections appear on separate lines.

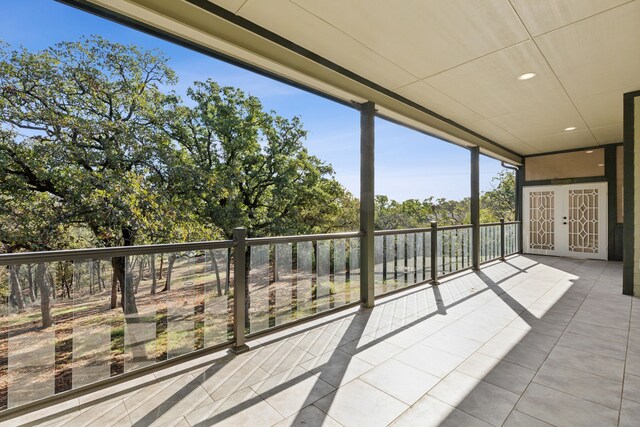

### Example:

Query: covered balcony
xmin=3 ymin=253 xmax=635 ymax=426
xmin=2 ymin=0 xmax=640 ymax=426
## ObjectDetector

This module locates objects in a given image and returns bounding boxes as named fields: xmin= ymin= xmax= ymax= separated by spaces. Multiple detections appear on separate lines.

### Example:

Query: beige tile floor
xmin=3 ymin=255 xmax=639 ymax=427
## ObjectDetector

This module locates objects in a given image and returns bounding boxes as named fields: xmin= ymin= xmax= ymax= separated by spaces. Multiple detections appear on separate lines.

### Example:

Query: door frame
xmin=523 ymin=182 xmax=608 ymax=260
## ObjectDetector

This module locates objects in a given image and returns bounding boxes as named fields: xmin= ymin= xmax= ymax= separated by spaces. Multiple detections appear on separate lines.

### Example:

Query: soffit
xmin=214 ymin=0 xmax=640 ymax=154
xmin=78 ymin=0 xmax=640 ymax=161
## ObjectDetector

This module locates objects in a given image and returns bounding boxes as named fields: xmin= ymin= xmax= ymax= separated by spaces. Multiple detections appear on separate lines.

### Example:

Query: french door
xmin=523 ymin=183 xmax=607 ymax=260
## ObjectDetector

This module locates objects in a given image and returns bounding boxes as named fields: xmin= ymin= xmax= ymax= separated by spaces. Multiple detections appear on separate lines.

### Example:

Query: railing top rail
xmin=0 ymin=240 xmax=235 ymax=266
xmin=480 ymin=221 xmax=521 ymax=227
xmin=374 ymin=228 xmax=432 ymax=236
xmin=438 ymin=224 xmax=473 ymax=231
xmin=374 ymin=224 xmax=477 ymax=235
xmin=247 ymin=231 xmax=364 ymax=245
xmin=0 ymin=221 xmax=517 ymax=265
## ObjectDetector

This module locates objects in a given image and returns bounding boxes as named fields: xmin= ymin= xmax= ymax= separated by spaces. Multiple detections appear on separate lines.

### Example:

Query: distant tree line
xmin=375 ymin=169 xmax=516 ymax=230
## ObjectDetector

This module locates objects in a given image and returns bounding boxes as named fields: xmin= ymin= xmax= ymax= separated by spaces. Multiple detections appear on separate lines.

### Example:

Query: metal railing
xmin=373 ymin=228 xmax=431 ymax=296
xmin=480 ymin=220 xmax=521 ymax=263
xmin=0 ymin=222 xmax=520 ymax=413
xmin=243 ymin=231 xmax=362 ymax=337
xmin=437 ymin=224 xmax=473 ymax=277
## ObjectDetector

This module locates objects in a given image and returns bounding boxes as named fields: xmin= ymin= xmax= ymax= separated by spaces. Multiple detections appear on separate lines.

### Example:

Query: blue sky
xmin=0 ymin=0 xmax=506 ymax=201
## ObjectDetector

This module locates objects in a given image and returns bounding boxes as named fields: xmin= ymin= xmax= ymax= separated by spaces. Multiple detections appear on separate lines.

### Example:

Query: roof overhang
xmin=59 ymin=1 xmax=640 ymax=165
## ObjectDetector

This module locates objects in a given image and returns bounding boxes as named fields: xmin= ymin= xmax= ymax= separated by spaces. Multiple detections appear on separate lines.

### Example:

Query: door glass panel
xmin=568 ymin=189 xmax=599 ymax=253
xmin=529 ymin=191 xmax=555 ymax=250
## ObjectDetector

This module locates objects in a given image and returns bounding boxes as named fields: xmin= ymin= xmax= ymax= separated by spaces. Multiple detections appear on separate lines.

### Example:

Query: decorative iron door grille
xmin=529 ymin=190 xmax=555 ymax=251
xmin=523 ymin=183 xmax=607 ymax=260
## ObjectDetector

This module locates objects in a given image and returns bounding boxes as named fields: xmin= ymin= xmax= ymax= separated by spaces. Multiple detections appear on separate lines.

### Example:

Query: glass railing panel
xmin=480 ymin=225 xmax=502 ymax=263
xmin=374 ymin=235 xmax=384 ymax=295
xmin=463 ymin=228 xmax=472 ymax=269
xmin=415 ymin=232 xmax=424 ymax=283
xmin=296 ymin=241 xmax=313 ymax=317
xmin=203 ymin=249 xmax=232 ymax=347
xmin=316 ymin=240 xmax=331 ymax=313
xmin=248 ymin=245 xmax=270 ymax=334
xmin=406 ymin=233 xmax=415 ymax=286
xmin=2 ymin=263 xmax=57 ymax=409
xmin=124 ymin=254 xmax=160 ymax=372
xmin=437 ymin=230 xmax=444 ymax=276
xmin=384 ymin=235 xmax=395 ymax=287
xmin=505 ymin=223 xmax=520 ymax=255
xmin=165 ymin=252 xmax=198 ymax=359
xmin=425 ymin=230 xmax=432 ymax=279
xmin=72 ymin=258 xmax=113 ymax=389
xmin=348 ymin=238 xmax=360 ymax=304
xmin=333 ymin=239 xmax=347 ymax=309
xmin=274 ymin=243 xmax=292 ymax=326
xmin=396 ymin=234 xmax=406 ymax=288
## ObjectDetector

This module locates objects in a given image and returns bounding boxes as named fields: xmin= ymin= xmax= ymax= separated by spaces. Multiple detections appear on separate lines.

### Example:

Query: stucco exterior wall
xmin=525 ymin=149 xmax=605 ymax=181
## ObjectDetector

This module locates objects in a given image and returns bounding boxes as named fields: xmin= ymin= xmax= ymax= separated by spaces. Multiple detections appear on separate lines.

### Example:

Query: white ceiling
xmin=207 ymin=0 xmax=640 ymax=155
xmin=83 ymin=0 xmax=640 ymax=159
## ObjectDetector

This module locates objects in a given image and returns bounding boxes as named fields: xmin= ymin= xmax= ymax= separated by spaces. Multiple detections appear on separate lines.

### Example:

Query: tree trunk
xmin=35 ymin=263 xmax=53 ymax=328
xmin=64 ymin=263 xmax=71 ymax=299
xmin=95 ymin=260 xmax=103 ymax=291
xmin=9 ymin=266 xmax=25 ymax=312
xmin=135 ymin=257 xmax=144 ymax=293
xmin=150 ymin=254 xmax=157 ymax=294
xmin=161 ymin=254 xmax=177 ymax=292
xmin=89 ymin=260 xmax=94 ymax=295
xmin=158 ymin=255 xmax=164 ymax=280
xmin=63 ymin=280 xmax=71 ymax=299
xmin=74 ymin=268 xmax=81 ymax=292
xmin=26 ymin=264 xmax=36 ymax=302
xmin=48 ymin=272 xmax=56 ymax=301
xmin=211 ymin=251 xmax=222 ymax=296
xmin=113 ymin=256 xmax=137 ymax=315
xmin=115 ymin=228 xmax=138 ymax=315
xmin=110 ymin=269 xmax=118 ymax=309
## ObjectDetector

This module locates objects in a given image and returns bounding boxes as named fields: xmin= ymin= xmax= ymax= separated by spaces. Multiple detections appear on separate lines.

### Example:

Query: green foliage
xmin=166 ymin=80 xmax=356 ymax=238
xmin=480 ymin=170 xmax=516 ymax=222
xmin=0 ymin=36 xmax=187 ymax=249
xmin=0 ymin=36 xmax=356 ymax=252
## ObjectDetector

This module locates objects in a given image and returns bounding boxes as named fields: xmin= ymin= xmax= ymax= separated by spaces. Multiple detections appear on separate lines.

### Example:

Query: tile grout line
xmin=427 ymin=261 xmax=586 ymax=426
xmin=384 ymin=258 xmax=561 ymax=425
xmin=500 ymin=260 xmax=614 ymax=426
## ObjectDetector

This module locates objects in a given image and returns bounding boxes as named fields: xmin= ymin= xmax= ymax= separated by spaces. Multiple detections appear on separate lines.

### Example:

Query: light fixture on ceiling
xmin=586 ymin=150 xmax=593 ymax=154
xmin=564 ymin=126 xmax=576 ymax=131
xmin=598 ymin=163 xmax=604 ymax=167
xmin=517 ymin=72 xmax=536 ymax=80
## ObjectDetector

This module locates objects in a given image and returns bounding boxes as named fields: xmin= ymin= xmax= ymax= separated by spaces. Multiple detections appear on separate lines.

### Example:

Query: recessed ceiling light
xmin=598 ymin=163 xmax=604 ymax=167
xmin=586 ymin=150 xmax=593 ymax=154
xmin=564 ymin=126 xmax=576 ymax=131
xmin=517 ymin=72 xmax=536 ymax=80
